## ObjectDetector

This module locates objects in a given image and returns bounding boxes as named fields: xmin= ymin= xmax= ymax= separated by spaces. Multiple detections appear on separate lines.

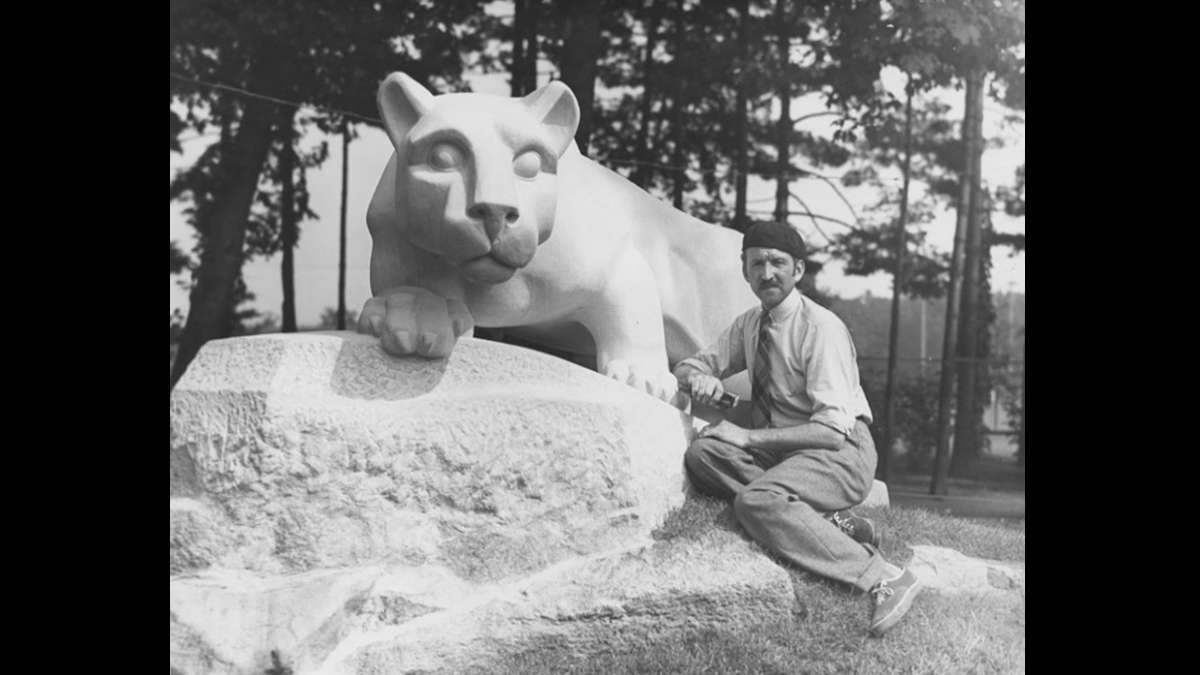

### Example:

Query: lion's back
xmin=561 ymin=152 xmax=758 ymax=361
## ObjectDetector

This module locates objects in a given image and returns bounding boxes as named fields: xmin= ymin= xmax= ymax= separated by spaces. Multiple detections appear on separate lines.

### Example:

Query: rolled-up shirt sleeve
xmin=804 ymin=321 xmax=862 ymax=438
xmin=678 ymin=316 xmax=748 ymax=380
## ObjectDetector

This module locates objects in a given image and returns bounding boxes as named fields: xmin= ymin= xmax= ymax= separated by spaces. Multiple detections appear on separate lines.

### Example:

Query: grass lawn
xmin=474 ymin=496 xmax=1025 ymax=675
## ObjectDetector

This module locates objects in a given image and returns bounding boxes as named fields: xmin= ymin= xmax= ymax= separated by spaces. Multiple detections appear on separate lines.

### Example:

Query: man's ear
xmin=377 ymin=72 xmax=435 ymax=152
xmin=521 ymin=80 xmax=580 ymax=157
xmin=793 ymin=258 xmax=806 ymax=285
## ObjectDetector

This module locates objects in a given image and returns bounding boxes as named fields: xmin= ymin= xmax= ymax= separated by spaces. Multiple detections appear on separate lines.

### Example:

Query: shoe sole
xmin=869 ymin=578 xmax=922 ymax=637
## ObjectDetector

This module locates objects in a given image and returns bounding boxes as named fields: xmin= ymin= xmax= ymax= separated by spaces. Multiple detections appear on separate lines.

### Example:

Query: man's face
xmin=742 ymin=246 xmax=804 ymax=309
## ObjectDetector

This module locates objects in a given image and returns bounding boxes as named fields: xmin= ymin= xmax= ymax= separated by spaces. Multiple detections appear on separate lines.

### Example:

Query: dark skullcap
xmin=742 ymin=221 xmax=807 ymax=261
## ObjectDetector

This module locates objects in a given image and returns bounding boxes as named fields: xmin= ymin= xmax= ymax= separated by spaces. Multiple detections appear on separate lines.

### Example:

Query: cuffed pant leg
xmin=684 ymin=437 xmax=772 ymax=500
xmin=731 ymin=427 xmax=889 ymax=592
xmin=734 ymin=487 xmax=889 ymax=592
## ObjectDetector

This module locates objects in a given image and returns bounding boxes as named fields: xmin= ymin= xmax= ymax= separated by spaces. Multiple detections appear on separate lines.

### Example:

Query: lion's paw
xmin=357 ymin=287 xmax=474 ymax=359
xmin=601 ymin=359 xmax=680 ymax=405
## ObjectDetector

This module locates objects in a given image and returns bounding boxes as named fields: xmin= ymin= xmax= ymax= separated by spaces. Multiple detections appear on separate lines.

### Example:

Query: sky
xmin=170 ymin=66 xmax=1025 ymax=329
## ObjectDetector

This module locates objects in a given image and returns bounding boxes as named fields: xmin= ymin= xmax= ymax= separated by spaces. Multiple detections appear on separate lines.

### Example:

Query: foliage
xmin=169 ymin=0 xmax=497 ymax=133
xmin=824 ymin=0 xmax=1025 ymax=293
xmin=170 ymin=241 xmax=191 ymax=274
xmin=997 ymin=163 xmax=1025 ymax=217
xmin=581 ymin=0 xmax=888 ymax=226
xmin=861 ymin=368 xmax=942 ymax=471
xmin=832 ymin=198 xmax=950 ymax=299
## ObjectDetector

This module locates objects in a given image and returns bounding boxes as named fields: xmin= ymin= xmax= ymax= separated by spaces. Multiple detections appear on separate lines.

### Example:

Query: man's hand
xmin=699 ymin=420 xmax=752 ymax=448
xmin=686 ymin=372 xmax=726 ymax=408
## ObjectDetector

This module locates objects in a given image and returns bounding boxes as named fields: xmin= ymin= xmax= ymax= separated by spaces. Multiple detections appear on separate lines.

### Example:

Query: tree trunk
xmin=772 ymin=0 xmax=790 ymax=224
xmin=733 ymin=0 xmax=750 ymax=231
xmin=880 ymin=80 xmax=915 ymax=483
xmin=279 ymin=112 xmax=298 ymax=333
xmin=670 ymin=0 xmax=686 ymax=209
xmin=171 ymin=96 xmax=276 ymax=390
xmin=631 ymin=0 xmax=663 ymax=189
xmin=555 ymin=0 xmax=603 ymax=156
xmin=337 ymin=121 xmax=350 ymax=331
xmin=523 ymin=0 xmax=540 ymax=94
xmin=511 ymin=0 xmax=526 ymax=95
xmin=950 ymin=67 xmax=988 ymax=476
xmin=511 ymin=0 xmax=541 ymax=95
xmin=930 ymin=71 xmax=983 ymax=495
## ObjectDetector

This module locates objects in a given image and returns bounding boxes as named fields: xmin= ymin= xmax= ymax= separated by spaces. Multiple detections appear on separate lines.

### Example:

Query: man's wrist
xmin=745 ymin=428 xmax=761 ymax=446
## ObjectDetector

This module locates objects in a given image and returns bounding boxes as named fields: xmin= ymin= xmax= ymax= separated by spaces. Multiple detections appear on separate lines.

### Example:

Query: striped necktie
xmin=751 ymin=310 xmax=774 ymax=428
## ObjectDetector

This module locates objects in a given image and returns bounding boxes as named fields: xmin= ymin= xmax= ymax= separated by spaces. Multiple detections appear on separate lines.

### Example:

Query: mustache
xmin=758 ymin=280 xmax=782 ymax=289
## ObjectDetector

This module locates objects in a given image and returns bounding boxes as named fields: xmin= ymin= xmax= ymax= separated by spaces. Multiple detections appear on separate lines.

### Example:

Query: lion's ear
xmin=521 ymin=80 xmax=580 ymax=157
xmin=377 ymin=72 xmax=435 ymax=151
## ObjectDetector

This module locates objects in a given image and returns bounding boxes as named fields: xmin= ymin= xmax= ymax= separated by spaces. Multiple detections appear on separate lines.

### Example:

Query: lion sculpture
xmin=358 ymin=72 xmax=758 ymax=403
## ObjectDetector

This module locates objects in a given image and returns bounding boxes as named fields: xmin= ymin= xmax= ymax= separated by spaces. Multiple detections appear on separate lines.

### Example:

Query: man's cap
xmin=742 ymin=221 xmax=807 ymax=261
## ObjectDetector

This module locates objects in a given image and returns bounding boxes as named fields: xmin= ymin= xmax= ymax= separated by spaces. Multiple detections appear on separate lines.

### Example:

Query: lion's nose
xmin=468 ymin=202 xmax=520 ymax=240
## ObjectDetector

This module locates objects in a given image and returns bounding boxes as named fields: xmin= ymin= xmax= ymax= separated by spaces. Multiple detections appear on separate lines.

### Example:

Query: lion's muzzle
xmin=461 ymin=252 xmax=520 ymax=284
xmin=459 ymin=201 xmax=538 ymax=281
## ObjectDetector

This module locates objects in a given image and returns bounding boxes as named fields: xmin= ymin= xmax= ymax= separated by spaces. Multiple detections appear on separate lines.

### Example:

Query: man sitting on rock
xmin=674 ymin=221 xmax=922 ymax=637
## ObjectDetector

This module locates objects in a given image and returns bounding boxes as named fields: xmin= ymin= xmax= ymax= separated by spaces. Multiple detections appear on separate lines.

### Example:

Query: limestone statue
xmin=358 ymin=72 xmax=759 ymax=403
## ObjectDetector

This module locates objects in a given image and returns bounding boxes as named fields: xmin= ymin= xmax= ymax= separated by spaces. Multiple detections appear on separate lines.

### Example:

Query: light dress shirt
xmin=679 ymin=288 xmax=873 ymax=437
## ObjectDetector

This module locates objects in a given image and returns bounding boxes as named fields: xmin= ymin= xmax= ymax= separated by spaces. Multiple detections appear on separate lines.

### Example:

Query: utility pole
xmin=337 ymin=121 xmax=350 ymax=331
xmin=919 ymin=298 xmax=927 ymax=377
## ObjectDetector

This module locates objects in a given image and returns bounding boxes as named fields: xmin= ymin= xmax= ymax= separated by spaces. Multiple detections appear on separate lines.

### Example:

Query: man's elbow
xmin=811 ymin=418 xmax=852 ymax=448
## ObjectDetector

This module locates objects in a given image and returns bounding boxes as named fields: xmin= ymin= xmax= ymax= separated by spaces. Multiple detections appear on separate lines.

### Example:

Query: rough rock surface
xmin=862 ymin=479 xmax=889 ymax=508
xmin=169 ymin=331 xmax=892 ymax=674
xmin=170 ymin=332 xmax=693 ymax=579
xmin=170 ymin=520 xmax=796 ymax=675
xmin=908 ymin=545 xmax=1025 ymax=595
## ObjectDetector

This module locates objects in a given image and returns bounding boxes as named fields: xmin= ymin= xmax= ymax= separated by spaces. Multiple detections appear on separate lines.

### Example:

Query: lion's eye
xmin=513 ymin=151 xmax=541 ymax=179
xmin=429 ymin=142 xmax=464 ymax=171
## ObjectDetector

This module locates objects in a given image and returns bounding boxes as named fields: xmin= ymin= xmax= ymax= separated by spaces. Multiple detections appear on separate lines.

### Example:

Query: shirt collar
xmin=763 ymin=288 xmax=803 ymax=323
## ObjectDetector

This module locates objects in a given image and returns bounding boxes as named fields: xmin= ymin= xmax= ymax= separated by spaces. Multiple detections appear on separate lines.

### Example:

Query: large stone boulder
xmin=169 ymin=331 xmax=889 ymax=674
xmin=170 ymin=332 xmax=693 ymax=580
xmin=170 ymin=332 xmax=696 ymax=672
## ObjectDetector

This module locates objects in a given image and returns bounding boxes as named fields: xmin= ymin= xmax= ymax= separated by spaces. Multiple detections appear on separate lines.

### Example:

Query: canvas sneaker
xmin=828 ymin=509 xmax=882 ymax=548
xmin=869 ymin=568 xmax=922 ymax=637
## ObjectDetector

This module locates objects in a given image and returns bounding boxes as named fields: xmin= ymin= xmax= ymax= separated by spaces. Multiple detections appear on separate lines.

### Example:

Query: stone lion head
xmin=369 ymin=72 xmax=581 ymax=284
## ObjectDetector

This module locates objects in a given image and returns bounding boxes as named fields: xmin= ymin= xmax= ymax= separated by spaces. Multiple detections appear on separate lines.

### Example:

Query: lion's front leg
xmin=360 ymin=235 xmax=476 ymax=358
xmin=576 ymin=248 xmax=680 ymax=405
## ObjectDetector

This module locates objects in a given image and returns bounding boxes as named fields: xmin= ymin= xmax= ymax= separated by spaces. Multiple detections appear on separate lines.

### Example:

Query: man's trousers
xmin=684 ymin=420 xmax=888 ymax=592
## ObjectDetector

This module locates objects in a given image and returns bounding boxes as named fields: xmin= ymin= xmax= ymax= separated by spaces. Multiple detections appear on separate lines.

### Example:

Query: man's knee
xmin=684 ymin=437 xmax=731 ymax=473
xmin=733 ymin=487 xmax=791 ymax=526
